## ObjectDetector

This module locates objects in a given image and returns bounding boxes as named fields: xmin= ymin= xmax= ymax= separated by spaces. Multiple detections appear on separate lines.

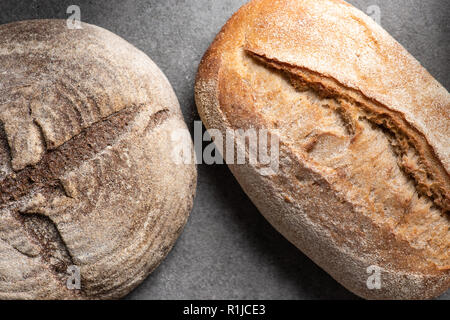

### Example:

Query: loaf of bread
xmin=195 ymin=0 xmax=449 ymax=299
xmin=0 ymin=20 xmax=196 ymax=299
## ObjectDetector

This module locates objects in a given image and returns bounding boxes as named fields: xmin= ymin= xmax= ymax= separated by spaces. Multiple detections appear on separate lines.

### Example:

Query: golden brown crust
xmin=0 ymin=20 xmax=197 ymax=299
xmin=195 ymin=0 xmax=449 ymax=299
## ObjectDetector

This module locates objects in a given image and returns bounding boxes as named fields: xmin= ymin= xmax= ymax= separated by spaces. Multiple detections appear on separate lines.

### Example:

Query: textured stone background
xmin=0 ymin=0 xmax=448 ymax=300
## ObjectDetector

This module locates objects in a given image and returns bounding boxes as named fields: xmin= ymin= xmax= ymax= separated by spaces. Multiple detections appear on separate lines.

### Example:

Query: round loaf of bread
xmin=195 ymin=0 xmax=449 ymax=299
xmin=0 ymin=20 xmax=196 ymax=299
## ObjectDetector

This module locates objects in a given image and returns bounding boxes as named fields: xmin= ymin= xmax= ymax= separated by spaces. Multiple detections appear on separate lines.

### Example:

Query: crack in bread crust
xmin=247 ymin=49 xmax=450 ymax=215
xmin=16 ymin=211 xmax=82 ymax=297
xmin=0 ymin=105 xmax=170 ymax=206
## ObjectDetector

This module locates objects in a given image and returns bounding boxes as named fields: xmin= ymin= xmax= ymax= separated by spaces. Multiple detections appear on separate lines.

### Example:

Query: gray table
xmin=1 ymin=0 xmax=448 ymax=300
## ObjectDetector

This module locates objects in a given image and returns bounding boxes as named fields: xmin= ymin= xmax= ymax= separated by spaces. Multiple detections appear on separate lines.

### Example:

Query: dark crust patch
xmin=18 ymin=212 xmax=75 ymax=276
xmin=0 ymin=120 xmax=13 ymax=169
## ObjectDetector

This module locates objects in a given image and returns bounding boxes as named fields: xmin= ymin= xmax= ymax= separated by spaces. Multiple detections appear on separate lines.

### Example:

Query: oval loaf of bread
xmin=195 ymin=0 xmax=449 ymax=299
xmin=0 ymin=20 xmax=196 ymax=299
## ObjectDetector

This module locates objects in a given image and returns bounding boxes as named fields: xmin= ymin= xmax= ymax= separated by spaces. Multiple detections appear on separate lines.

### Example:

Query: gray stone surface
xmin=0 ymin=0 xmax=448 ymax=300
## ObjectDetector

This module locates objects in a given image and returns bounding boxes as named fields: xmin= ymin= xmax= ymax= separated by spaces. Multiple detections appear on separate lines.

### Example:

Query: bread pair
xmin=0 ymin=0 xmax=448 ymax=300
